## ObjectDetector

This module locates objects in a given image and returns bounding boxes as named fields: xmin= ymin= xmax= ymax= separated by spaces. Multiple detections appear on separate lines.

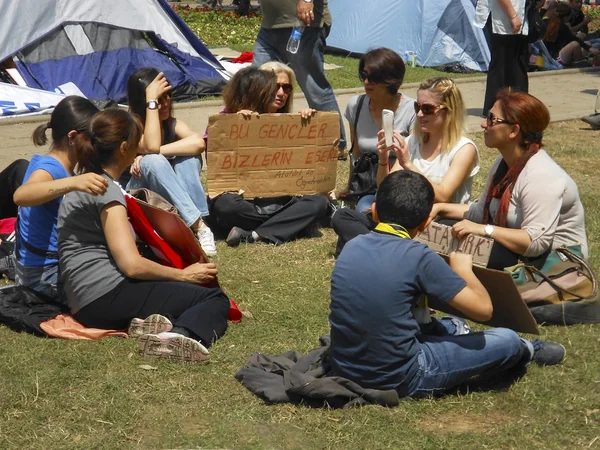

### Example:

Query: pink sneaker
xmin=128 ymin=314 xmax=173 ymax=337
xmin=138 ymin=332 xmax=210 ymax=363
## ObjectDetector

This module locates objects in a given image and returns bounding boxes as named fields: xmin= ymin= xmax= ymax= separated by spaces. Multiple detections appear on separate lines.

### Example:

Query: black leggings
xmin=210 ymin=193 xmax=328 ymax=244
xmin=73 ymin=278 xmax=230 ymax=347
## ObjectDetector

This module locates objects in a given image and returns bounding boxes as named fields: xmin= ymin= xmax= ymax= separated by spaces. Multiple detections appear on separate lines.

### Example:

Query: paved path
xmin=1 ymin=69 xmax=598 ymax=169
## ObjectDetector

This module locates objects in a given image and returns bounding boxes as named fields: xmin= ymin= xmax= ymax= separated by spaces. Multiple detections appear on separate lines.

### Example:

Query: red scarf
xmin=482 ymin=144 xmax=539 ymax=227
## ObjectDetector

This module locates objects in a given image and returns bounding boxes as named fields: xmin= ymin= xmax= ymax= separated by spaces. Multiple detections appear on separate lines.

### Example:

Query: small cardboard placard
xmin=416 ymin=221 xmax=493 ymax=268
xmin=428 ymin=257 xmax=539 ymax=335
xmin=206 ymin=112 xmax=340 ymax=199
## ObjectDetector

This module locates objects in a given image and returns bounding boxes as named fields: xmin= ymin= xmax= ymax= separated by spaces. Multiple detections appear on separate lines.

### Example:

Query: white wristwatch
xmin=303 ymin=0 xmax=313 ymax=3
xmin=484 ymin=224 xmax=495 ymax=238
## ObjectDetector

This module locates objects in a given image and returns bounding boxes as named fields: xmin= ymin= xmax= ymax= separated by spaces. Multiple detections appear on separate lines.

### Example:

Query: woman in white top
xmin=377 ymin=77 xmax=479 ymax=204
xmin=432 ymin=89 xmax=587 ymax=270
xmin=332 ymin=77 xmax=478 ymax=256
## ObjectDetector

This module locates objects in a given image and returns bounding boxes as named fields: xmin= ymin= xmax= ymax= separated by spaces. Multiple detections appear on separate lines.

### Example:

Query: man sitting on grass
xmin=328 ymin=170 xmax=565 ymax=398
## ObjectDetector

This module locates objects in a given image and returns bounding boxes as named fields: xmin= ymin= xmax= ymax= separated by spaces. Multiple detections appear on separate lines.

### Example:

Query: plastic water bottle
xmin=286 ymin=20 xmax=305 ymax=54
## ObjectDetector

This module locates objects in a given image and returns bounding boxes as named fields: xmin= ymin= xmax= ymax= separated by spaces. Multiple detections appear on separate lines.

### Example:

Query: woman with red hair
xmin=431 ymin=90 xmax=587 ymax=271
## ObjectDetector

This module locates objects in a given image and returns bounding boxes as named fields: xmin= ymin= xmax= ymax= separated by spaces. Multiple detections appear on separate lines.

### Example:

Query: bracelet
xmin=378 ymin=162 xmax=388 ymax=167
xmin=511 ymin=12 xmax=518 ymax=19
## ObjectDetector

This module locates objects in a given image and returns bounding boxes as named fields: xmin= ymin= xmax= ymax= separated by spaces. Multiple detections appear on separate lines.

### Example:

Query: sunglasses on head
xmin=486 ymin=111 xmax=514 ymax=127
xmin=358 ymin=70 xmax=383 ymax=84
xmin=413 ymin=102 xmax=446 ymax=115
xmin=276 ymin=83 xmax=293 ymax=94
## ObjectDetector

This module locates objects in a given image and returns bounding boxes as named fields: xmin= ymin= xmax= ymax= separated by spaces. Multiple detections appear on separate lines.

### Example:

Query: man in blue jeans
xmin=329 ymin=170 xmax=565 ymax=398
xmin=252 ymin=0 xmax=346 ymax=150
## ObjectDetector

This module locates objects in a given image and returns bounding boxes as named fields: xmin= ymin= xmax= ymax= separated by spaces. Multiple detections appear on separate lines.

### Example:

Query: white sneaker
xmin=138 ymin=332 xmax=210 ymax=363
xmin=197 ymin=224 xmax=217 ymax=257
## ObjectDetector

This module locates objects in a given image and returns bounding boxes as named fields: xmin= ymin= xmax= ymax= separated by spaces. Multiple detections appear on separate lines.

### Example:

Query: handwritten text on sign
xmin=206 ymin=112 xmax=340 ymax=199
xmin=416 ymin=221 xmax=493 ymax=268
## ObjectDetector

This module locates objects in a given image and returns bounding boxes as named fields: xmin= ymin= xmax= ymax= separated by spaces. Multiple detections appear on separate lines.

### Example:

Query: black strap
xmin=349 ymin=94 xmax=366 ymax=162
xmin=15 ymin=218 xmax=59 ymax=260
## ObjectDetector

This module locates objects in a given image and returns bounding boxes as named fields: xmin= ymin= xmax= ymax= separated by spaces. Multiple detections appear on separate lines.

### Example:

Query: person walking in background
xmin=476 ymin=0 xmax=529 ymax=115
xmin=252 ymin=0 xmax=347 ymax=151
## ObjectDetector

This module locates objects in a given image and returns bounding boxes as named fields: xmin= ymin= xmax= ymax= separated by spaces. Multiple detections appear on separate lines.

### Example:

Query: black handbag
xmin=345 ymin=95 xmax=379 ymax=199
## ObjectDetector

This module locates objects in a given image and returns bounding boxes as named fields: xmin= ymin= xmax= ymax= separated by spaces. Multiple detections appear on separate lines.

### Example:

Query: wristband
xmin=378 ymin=162 xmax=388 ymax=167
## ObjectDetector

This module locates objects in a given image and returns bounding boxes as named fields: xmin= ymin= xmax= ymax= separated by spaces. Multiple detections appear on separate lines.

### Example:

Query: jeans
xmin=14 ymin=256 xmax=59 ymax=300
xmin=409 ymin=327 xmax=533 ymax=397
xmin=252 ymin=26 xmax=347 ymax=150
xmin=127 ymin=154 xmax=209 ymax=227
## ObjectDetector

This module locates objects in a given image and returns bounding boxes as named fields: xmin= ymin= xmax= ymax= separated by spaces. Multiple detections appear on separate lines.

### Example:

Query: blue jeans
xmin=355 ymin=194 xmax=376 ymax=213
xmin=127 ymin=154 xmax=209 ymax=227
xmin=14 ymin=256 xmax=59 ymax=300
xmin=252 ymin=26 xmax=347 ymax=150
xmin=408 ymin=328 xmax=533 ymax=397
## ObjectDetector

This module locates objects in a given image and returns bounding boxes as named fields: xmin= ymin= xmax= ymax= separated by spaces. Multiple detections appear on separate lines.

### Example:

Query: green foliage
xmin=173 ymin=4 xmax=262 ymax=47
xmin=1 ymin=121 xmax=600 ymax=449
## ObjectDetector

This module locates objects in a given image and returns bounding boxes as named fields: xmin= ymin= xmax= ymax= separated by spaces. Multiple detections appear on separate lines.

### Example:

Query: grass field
xmin=1 ymin=120 xmax=599 ymax=449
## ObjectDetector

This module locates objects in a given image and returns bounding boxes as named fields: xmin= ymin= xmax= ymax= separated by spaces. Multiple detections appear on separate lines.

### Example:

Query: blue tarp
xmin=327 ymin=0 xmax=491 ymax=71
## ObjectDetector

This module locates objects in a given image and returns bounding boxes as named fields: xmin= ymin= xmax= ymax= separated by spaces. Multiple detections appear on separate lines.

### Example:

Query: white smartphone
xmin=382 ymin=109 xmax=394 ymax=147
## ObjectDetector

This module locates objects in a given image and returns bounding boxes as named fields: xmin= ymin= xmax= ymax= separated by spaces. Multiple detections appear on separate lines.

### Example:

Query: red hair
xmin=482 ymin=90 xmax=550 ymax=227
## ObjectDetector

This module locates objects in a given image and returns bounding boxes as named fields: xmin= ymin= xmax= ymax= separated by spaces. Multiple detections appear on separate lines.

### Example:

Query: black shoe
xmin=302 ymin=221 xmax=323 ymax=239
xmin=530 ymin=340 xmax=566 ymax=366
xmin=581 ymin=114 xmax=600 ymax=129
xmin=226 ymin=227 xmax=253 ymax=247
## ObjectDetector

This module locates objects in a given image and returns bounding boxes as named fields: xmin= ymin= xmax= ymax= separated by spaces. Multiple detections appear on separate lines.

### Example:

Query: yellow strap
xmin=374 ymin=222 xmax=410 ymax=240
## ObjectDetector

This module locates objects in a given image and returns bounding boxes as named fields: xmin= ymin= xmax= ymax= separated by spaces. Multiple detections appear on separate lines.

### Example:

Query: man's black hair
xmin=375 ymin=171 xmax=434 ymax=229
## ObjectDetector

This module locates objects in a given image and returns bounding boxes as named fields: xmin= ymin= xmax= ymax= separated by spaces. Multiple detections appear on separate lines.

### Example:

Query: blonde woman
xmin=259 ymin=61 xmax=315 ymax=118
xmin=377 ymin=77 xmax=479 ymax=204
xmin=332 ymin=77 xmax=479 ymax=256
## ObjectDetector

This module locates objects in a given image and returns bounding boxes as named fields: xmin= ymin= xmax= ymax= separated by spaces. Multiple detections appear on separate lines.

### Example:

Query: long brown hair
xmin=221 ymin=67 xmax=278 ymax=114
xmin=544 ymin=3 xmax=571 ymax=42
xmin=77 ymin=110 xmax=143 ymax=174
xmin=482 ymin=90 xmax=550 ymax=227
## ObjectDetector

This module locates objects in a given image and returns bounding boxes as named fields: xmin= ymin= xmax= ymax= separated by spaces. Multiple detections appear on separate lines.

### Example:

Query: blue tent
xmin=327 ymin=0 xmax=491 ymax=72
xmin=0 ymin=0 xmax=228 ymax=102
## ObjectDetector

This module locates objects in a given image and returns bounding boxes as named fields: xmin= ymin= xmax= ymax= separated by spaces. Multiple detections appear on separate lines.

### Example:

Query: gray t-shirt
xmin=260 ymin=0 xmax=331 ymax=29
xmin=344 ymin=94 xmax=416 ymax=155
xmin=57 ymin=175 xmax=127 ymax=313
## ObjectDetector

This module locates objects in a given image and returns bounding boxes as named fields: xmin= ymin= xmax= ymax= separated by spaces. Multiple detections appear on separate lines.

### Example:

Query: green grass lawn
xmin=1 ymin=121 xmax=599 ymax=449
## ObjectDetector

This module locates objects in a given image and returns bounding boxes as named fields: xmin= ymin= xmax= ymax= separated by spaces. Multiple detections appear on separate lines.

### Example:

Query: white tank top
xmin=407 ymin=135 xmax=480 ymax=204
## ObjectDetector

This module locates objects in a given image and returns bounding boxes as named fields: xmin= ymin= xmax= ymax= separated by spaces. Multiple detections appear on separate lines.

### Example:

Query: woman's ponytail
xmin=75 ymin=132 xmax=102 ymax=174
xmin=32 ymin=122 xmax=50 ymax=146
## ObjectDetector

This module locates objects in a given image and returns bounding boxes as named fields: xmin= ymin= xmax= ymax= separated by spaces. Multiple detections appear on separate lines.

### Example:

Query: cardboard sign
xmin=206 ymin=112 xmax=340 ymax=198
xmin=416 ymin=221 xmax=493 ymax=268
xmin=428 ymin=259 xmax=539 ymax=335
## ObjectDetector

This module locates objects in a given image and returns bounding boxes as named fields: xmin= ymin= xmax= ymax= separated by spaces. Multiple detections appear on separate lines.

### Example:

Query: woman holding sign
xmin=125 ymin=68 xmax=217 ymax=257
xmin=432 ymin=90 xmax=587 ymax=270
xmin=207 ymin=67 xmax=328 ymax=247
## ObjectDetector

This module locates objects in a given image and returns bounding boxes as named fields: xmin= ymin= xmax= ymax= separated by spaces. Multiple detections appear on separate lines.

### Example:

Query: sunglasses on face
xmin=486 ymin=111 xmax=513 ymax=127
xmin=276 ymin=83 xmax=293 ymax=94
xmin=358 ymin=70 xmax=383 ymax=84
xmin=413 ymin=102 xmax=446 ymax=115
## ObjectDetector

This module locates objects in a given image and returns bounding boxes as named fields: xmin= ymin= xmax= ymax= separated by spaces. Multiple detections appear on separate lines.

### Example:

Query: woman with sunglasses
xmin=340 ymin=47 xmax=416 ymax=212
xmin=331 ymin=77 xmax=478 ymax=256
xmin=126 ymin=68 xmax=217 ymax=257
xmin=207 ymin=67 xmax=328 ymax=247
xmin=432 ymin=90 xmax=587 ymax=270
